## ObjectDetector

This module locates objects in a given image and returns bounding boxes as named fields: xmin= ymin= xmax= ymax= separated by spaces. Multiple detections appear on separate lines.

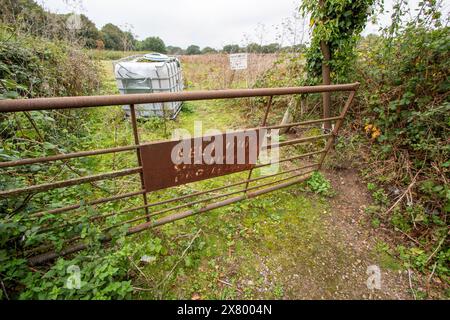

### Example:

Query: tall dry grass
xmin=179 ymin=53 xmax=277 ymax=90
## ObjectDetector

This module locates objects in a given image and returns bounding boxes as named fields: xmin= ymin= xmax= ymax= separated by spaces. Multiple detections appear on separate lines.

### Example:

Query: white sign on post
xmin=229 ymin=53 xmax=248 ymax=70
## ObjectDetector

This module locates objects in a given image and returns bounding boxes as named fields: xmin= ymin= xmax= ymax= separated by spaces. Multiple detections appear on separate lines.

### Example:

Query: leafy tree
xmin=300 ymin=0 xmax=377 ymax=129
xmin=138 ymin=36 xmax=167 ymax=53
xmin=247 ymin=42 xmax=262 ymax=53
xmin=281 ymin=43 xmax=307 ymax=53
xmin=261 ymin=43 xmax=279 ymax=53
xmin=222 ymin=44 xmax=241 ymax=53
xmin=0 ymin=1 xmax=102 ymax=49
xmin=201 ymin=46 xmax=217 ymax=54
xmin=186 ymin=45 xmax=201 ymax=55
xmin=75 ymin=14 xmax=102 ymax=49
xmin=101 ymin=23 xmax=125 ymax=50
xmin=0 ymin=0 xmax=47 ymax=35
xmin=122 ymin=31 xmax=137 ymax=51
xmin=166 ymin=46 xmax=184 ymax=55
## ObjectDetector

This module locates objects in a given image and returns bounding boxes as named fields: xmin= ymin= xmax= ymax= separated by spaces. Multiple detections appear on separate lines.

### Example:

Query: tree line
xmin=0 ymin=0 xmax=304 ymax=55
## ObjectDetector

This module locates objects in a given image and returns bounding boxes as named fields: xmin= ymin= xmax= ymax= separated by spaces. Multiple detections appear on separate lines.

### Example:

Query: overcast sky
xmin=38 ymin=0 xmax=448 ymax=49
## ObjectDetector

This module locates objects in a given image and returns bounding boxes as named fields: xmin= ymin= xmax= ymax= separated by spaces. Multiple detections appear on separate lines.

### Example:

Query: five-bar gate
xmin=0 ymin=83 xmax=359 ymax=265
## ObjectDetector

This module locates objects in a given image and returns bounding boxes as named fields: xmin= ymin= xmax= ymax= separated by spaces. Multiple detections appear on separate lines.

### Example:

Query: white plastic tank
xmin=114 ymin=53 xmax=184 ymax=118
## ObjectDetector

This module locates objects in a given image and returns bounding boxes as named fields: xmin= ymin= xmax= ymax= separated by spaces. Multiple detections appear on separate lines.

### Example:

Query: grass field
xmin=89 ymin=54 xmax=335 ymax=299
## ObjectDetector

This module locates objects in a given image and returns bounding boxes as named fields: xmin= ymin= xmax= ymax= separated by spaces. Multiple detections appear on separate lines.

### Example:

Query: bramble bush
xmin=0 ymin=25 xmax=147 ymax=300
xmin=251 ymin=1 xmax=449 ymax=286
xmin=354 ymin=23 xmax=449 ymax=284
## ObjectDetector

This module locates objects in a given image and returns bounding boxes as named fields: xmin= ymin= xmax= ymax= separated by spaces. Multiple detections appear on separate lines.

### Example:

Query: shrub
xmin=307 ymin=171 xmax=333 ymax=196
xmin=0 ymin=25 xmax=100 ymax=99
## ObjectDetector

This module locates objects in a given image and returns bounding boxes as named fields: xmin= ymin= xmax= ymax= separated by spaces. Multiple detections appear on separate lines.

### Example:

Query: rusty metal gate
xmin=0 ymin=83 xmax=358 ymax=265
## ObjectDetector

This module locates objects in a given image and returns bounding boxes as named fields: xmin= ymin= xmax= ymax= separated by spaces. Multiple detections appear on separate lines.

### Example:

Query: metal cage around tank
xmin=114 ymin=54 xmax=184 ymax=118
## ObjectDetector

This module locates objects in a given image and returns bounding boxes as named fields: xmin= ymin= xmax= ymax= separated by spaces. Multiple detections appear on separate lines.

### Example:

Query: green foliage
xmin=87 ymin=50 xmax=147 ymax=61
xmin=359 ymin=26 xmax=449 ymax=161
xmin=138 ymin=36 xmax=167 ymax=53
xmin=350 ymin=3 xmax=450 ymax=284
xmin=186 ymin=45 xmax=201 ymax=55
xmin=222 ymin=43 xmax=281 ymax=54
xmin=1 ymin=236 xmax=165 ymax=299
xmin=0 ymin=25 xmax=100 ymax=99
xmin=371 ymin=187 xmax=389 ymax=207
xmin=0 ymin=26 xmax=128 ymax=300
xmin=357 ymin=23 xmax=449 ymax=224
xmin=0 ymin=0 xmax=102 ymax=49
xmin=74 ymin=14 xmax=103 ymax=49
xmin=0 ymin=0 xmax=48 ymax=36
xmin=201 ymin=47 xmax=217 ymax=54
xmin=246 ymin=43 xmax=262 ymax=53
xmin=307 ymin=172 xmax=333 ymax=196
xmin=167 ymin=46 xmax=185 ymax=55
xmin=300 ymin=0 xmax=377 ymax=83
xmin=101 ymin=23 xmax=135 ymax=51
xmin=222 ymin=44 xmax=241 ymax=54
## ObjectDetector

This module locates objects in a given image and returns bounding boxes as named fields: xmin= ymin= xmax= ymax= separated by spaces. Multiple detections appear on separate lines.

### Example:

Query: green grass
xmin=89 ymin=57 xmax=332 ymax=299
xmin=131 ymin=186 xmax=329 ymax=299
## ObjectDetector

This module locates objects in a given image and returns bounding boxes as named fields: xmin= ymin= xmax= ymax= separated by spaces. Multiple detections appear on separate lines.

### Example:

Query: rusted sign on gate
xmin=140 ymin=128 xmax=264 ymax=192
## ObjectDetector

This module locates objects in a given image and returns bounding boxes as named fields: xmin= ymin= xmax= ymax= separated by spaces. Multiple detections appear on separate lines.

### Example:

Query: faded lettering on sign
xmin=229 ymin=53 xmax=248 ymax=70
xmin=140 ymin=129 xmax=263 ymax=192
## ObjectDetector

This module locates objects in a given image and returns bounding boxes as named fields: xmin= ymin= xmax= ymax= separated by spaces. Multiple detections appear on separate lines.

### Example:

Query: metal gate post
xmin=318 ymin=89 xmax=357 ymax=169
xmin=244 ymin=96 xmax=273 ymax=193
xmin=129 ymin=104 xmax=150 ymax=220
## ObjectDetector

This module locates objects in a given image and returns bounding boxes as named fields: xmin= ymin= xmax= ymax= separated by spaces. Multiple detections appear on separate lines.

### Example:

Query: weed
xmin=307 ymin=172 xmax=333 ymax=196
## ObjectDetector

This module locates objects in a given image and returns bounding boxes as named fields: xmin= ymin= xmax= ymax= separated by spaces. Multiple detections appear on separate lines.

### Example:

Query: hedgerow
xmin=0 ymin=25 xmax=143 ymax=300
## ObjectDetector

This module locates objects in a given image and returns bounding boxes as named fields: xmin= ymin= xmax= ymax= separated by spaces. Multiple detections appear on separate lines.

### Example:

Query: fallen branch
xmin=218 ymin=279 xmax=243 ymax=293
xmin=156 ymin=228 xmax=203 ymax=288
xmin=384 ymin=170 xmax=421 ymax=216
xmin=426 ymin=261 xmax=438 ymax=294
xmin=128 ymin=256 xmax=153 ymax=284
xmin=1 ymin=279 xmax=9 ymax=300
xmin=394 ymin=227 xmax=422 ymax=247
xmin=132 ymin=286 xmax=154 ymax=292
xmin=425 ymin=233 xmax=448 ymax=265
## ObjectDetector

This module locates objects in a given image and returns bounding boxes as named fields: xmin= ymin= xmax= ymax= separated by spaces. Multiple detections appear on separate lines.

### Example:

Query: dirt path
xmin=228 ymin=167 xmax=413 ymax=300
xmin=135 ymin=167 xmax=416 ymax=300
xmin=312 ymin=168 xmax=412 ymax=299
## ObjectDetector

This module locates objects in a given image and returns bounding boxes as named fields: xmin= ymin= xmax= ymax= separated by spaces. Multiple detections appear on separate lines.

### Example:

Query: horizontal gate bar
xmin=28 ymin=171 xmax=313 ymax=265
xmin=263 ymin=116 xmax=341 ymax=130
xmin=31 ymin=189 xmax=146 ymax=218
xmin=0 ymin=83 xmax=360 ymax=112
xmin=278 ymin=134 xmax=331 ymax=148
xmin=0 ymin=118 xmax=336 ymax=169
xmin=146 ymin=173 xmax=312 ymax=230
xmin=26 ymin=148 xmax=324 ymax=223
xmin=254 ymin=149 xmax=325 ymax=168
xmin=262 ymin=134 xmax=331 ymax=150
xmin=108 ymin=163 xmax=319 ymax=218
xmin=0 ymin=167 xmax=142 ymax=198
xmin=32 ymin=163 xmax=320 ymax=236
xmin=0 ymin=145 xmax=140 ymax=169
xmin=105 ymin=167 xmax=318 ymax=229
